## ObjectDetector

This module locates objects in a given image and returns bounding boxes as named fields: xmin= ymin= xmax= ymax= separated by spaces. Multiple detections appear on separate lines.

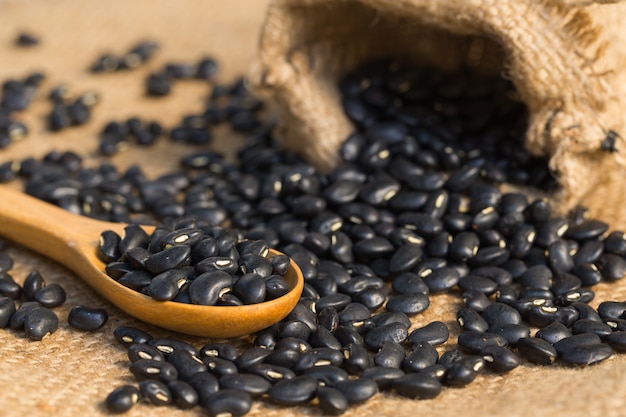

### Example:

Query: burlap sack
xmin=250 ymin=0 xmax=626 ymax=227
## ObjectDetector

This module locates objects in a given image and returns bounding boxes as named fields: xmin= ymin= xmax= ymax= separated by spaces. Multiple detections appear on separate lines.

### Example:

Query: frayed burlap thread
xmin=251 ymin=0 xmax=626 ymax=227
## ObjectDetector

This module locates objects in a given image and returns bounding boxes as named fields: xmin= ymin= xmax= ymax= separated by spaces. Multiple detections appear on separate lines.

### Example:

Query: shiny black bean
xmin=292 ymin=347 xmax=344 ymax=372
xmin=98 ymin=230 xmax=122 ymax=263
xmin=114 ymin=326 xmax=153 ymax=347
xmin=287 ymin=303 xmax=318 ymax=332
xmin=274 ymin=337 xmax=312 ymax=353
xmin=165 ymin=380 xmax=198 ymax=409
xmin=364 ymin=322 xmax=408 ymax=350
xmin=187 ymin=372 xmax=220 ymax=403
xmin=317 ymin=307 xmax=339 ymax=332
xmin=570 ymin=319 xmax=612 ymax=339
xmin=408 ymin=321 xmax=449 ymax=346
xmin=396 ymin=212 xmax=443 ymax=237
xmin=559 ymin=342 xmax=613 ymax=365
xmin=449 ymin=232 xmax=480 ymax=262
xmin=0 ymin=297 xmax=16 ymax=328
xmin=267 ymin=375 xmax=318 ymax=405
xmin=23 ymin=270 xmax=45 ymax=301
xmin=547 ymin=240 xmax=574 ymax=275
xmin=130 ymin=359 xmax=178 ymax=382
xmin=550 ymin=273 xmax=582 ymax=298
xmin=105 ymin=385 xmax=141 ymax=413
xmin=148 ymin=338 xmax=196 ymax=358
xmin=482 ymin=302 xmax=522 ymax=326
xmin=457 ymin=307 xmax=489 ymax=333
xmin=488 ymin=324 xmax=530 ymax=346
xmin=278 ymin=320 xmax=312 ymax=340
xmin=389 ymin=244 xmax=423 ymax=274
xmin=24 ymin=306 xmax=58 ymax=341
xmin=247 ymin=363 xmax=295 ymax=383
xmin=231 ymin=273 xmax=266 ymax=304
xmin=0 ymin=273 xmax=22 ymax=299
xmin=302 ymin=365 xmax=348 ymax=388
xmin=421 ymin=267 xmax=460 ymax=292
xmin=468 ymin=246 xmax=509 ymax=267
xmin=481 ymin=345 xmax=521 ymax=373
xmin=458 ymin=274 xmax=498 ymax=295
xmin=519 ymin=265 xmax=553 ymax=290
xmin=565 ymin=219 xmax=608 ymax=240
xmin=264 ymin=347 xmax=300 ymax=369
xmin=144 ymin=245 xmax=191 ymax=274
xmin=597 ymin=301 xmax=626 ymax=320
xmin=219 ymin=373 xmax=271 ymax=397
xmin=462 ymin=289 xmax=492 ymax=312
xmin=118 ymin=270 xmax=153 ymax=291
xmin=553 ymin=333 xmax=602 ymax=355
xmin=147 ymin=269 xmax=187 ymax=301
xmin=334 ymin=378 xmax=378 ymax=404
xmin=391 ymin=272 xmax=429 ymax=295
xmin=403 ymin=342 xmax=438 ymax=372
xmin=445 ymin=356 xmax=484 ymax=386
xmin=573 ymin=240 xmax=604 ymax=265
xmin=342 ymin=343 xmax=371 ymax=374
xmin=360 ymin=366 xmax=404 ymax=390
xmin=604 ymin=231 xmax=626 ymax=255
xmin=605 ymin=331 xmax=626 ymax=352
xmin=188 ymin=271 xmax=232 ymax=306
xmin=316 ymin=386 xmax=349 ymax=415
xmin=406 ymin=172 xmax=446 ymax=192
xmin=204 ymin=389 xmax=251 ymax=417
xmin=527 ymin=305 xmax=579 ymax=328
xmin=374 ymin=341 xmax=406 ymax=369
xmin=391 ymin=373 xmax=442 ymax=399
xmin=315 ymin=294 xmax=352 ymax=312
xmin=597 ymin=253 xmax=626 ymax=280
xmin=310 ymin=326 xmax=342 ymax=350
xmin=438 ymin=349 xmax=466 ymax=369
xmin=128 ymin=343 xmax=164 ymax=363
xmin=358 ymin=175 xmax=400 ymax=206
xmin=167 ymin=351 xmax=207 ymax=381
xmin=457 ymin=331 xmax=508 ymax=354
xmin=67 ymin=305 xmax=108 ymax=331
xmin=386 ymin=293 xmax=430 ymax=315
xmin=8 ymin=301 xmax=39 ymax=330
xmin=202 ymin=356 xmax=238 ymax=377
xmin=508 ymin=225 xmax=536 ymax=258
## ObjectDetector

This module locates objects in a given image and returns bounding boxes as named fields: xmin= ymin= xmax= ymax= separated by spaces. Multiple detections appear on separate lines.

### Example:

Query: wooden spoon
xmin=0 ymin=185 xmax=304 ymax=338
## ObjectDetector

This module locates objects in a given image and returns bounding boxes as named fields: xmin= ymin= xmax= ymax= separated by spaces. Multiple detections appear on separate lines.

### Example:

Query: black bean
xmin=396 ymin=212 xmax=443 ymax=237
xmin=0 ymin=273 xmax=22 ymax=299
xmin=166 ymin=380 xmax=199 ymax=409
xmin=316 ymin=386 xmax=349 ymax=415
xmin=488 ymin=324 xmax=530 ymax=346
xmin=247 ymin=363 xmax=295 ymax=383
xmin=119 ymin=224 xmax=150 ymax=254
xmin=374 ymin=341 xmax=406 ymax=369
xmin=128 ymin=343 xmax=165 ymax=363
xmin=24 ymin=306 xmax=58 ymax=340
xmin=145 ymin=245 xmax=191 ymax=274
xmin=187 ymin=372 xmax=220 ymax=403
xmin=565 ymin=219 xmax=608 ymax=240
xmin=334 ymin=378 xmax=378 ymax=404
xmin=114 ymin=326 xmax=153 ymax=347
xmin=527 ymin=305 xmax=579 ymax=328
xmin=457 ymin=306 xmax=489 ymax=333
xmin=0 ymin=297 xmax=15 ymax=328
xmin=462 ymin=289 xmax=492 ymax=312
xmin=571 ymin=319 xmax=612 ymax=338
xmin=547 ymin=240 xmax=574 ymax=275
xmin=105 ymin=385 xmax=141 ymax=413
xmin=438 ymin=348 xmax=466 ymax=369
xmin=457 ymin=331 xmax=508 ymax=354
xmin=559 ymin=343 xmax=613 ymax=365
xmin=421 ymin=267 xmax=460 ymax=292
xmin=198 ymin=343 xmax=239 ymax=362
xmin=267 ymin=375 xmax=318 ymax=405
xmin=167 ymin=351 xmax=207 ymax=381
xmin=482 ymin=302 xmax=522 ymax=326
xmin=203 ymin=356 xmax=239 ymax=378
xmin=554 ymin=333 xmax=602 ymax=355
xmin=445 ymin=356 xmax=484 ymax=386
xmin=188 ymin=270 xmax=232 ymax=306
xmin=597 ymin=253 xmax=626 ymax=280
xmin=403 ymin=342 xmax=439 ymax=372
xmin=385 ymin=293 xmax=430 ymax=315
xmin=364 ymin=322 xmax=408 ymax=350
xmin=391 ymin=373 xmax=442 ymax=399
xmin=292 ymin=347 xmax=344 ymax=372
xmin=219 ymin=373 xmax=271 ymax=397
xmin=391 ymin=272 xmax=429 ymax=295
xmin=573 ymin=240 xmax=604 ymax=265
xmin=408 ymin=321 xmax=449 ymax=346
xmin=343 ymin=342 xmax=372 ymax=374
xmin=130 ymin=359 xmax=178 ymax=383
xmin=23 ymin=270 xmax=45 ymax=301
xmin=597 ymin=301 xmax=626 ymax=320
xmin=148 ymin=338 xmax=197 ymax=358
xmin=458 ymin=274 xmax=498 ymax=295
xmin=605 ymin=331 xmax=626 ymax=352
xmin=67 ymin=305 xmax=108 ymax=331
xmin=118 ymin=269 xmax=153 ymax=290
xmin=481 ymin=346 xmax=521 ymax=373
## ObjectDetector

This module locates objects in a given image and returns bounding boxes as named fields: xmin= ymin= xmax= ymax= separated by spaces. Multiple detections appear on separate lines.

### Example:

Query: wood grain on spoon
xmin=0 ymin=185 xmax=304 ymax=337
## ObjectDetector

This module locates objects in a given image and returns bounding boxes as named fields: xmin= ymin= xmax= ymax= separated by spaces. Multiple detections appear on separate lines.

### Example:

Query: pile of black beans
xmin=0 ymin=243 xmax=108 ymax=336
xmin=90 ymin=40 xmax=160 ymax=74
xmin=47 ymin=85 xmax=100 ymax=132
xmin=99 ymin=221 xmax=292 ymax=305
xmin=0 ymin=72 xmax=43 ymax=148
xmin=4 ymin=51 xmax=626 ymax=416
xmin=0 ymin=250 xmax=65 ymax=340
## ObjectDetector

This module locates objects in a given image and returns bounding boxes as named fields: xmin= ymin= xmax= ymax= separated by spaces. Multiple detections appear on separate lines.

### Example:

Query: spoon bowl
xmin=0 ymin=185 xmax=304 ymax=337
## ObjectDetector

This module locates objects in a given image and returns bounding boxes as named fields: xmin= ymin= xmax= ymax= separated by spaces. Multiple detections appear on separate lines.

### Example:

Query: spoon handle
xmin=0 ymin=185 xmax=118 ymax=266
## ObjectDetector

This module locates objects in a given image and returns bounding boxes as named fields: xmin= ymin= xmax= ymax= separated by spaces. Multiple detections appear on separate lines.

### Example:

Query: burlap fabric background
xmin=0 ymin=1 xmax=626 ymax=417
